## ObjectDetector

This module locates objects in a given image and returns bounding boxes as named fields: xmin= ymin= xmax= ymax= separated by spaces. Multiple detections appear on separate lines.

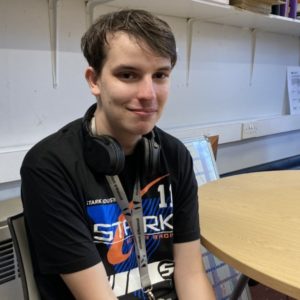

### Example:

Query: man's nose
xmin=137 ymin=77 xmax=156 ymax=101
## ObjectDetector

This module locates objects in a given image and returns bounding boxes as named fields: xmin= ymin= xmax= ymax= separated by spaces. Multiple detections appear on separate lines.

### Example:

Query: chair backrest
xmin=7 ymin=213 xmax=41 ymax=300
xmin=207 ymin=135 xmax=219 ymax=160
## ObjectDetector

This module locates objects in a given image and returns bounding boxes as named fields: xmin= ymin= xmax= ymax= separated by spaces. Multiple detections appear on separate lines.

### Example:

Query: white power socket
xmin=242 ymin=122 xmax=258 ymax=139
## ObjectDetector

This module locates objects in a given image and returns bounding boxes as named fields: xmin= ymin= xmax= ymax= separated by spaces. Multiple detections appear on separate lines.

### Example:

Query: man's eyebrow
xmin=113 ymin=65 xmax=172 ymax=71
xmin=157 ymin=66 xmax=172 ymax=71
xmin=113 ymin=65 xmax=137 ymax=70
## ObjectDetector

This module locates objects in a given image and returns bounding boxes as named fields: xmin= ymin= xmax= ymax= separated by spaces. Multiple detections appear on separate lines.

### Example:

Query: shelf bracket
xmin=249 ymin=28 xmax=257 ymax=86
xmin=186 ymin=18 xmax=196 ymax=87
xmin=85 ymin=0 xmax=114 ymax=28
xmin=48 ymin=0 xmax=59 ymax=88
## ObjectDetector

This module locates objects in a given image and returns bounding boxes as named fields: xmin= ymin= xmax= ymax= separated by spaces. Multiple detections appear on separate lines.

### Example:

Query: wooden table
xmin=199 ymin=170 xmax=300 ymax=300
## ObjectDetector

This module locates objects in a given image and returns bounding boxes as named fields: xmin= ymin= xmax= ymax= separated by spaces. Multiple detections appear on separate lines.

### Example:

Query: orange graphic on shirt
xmin=107 ymin=174 xmax=169 ymax=265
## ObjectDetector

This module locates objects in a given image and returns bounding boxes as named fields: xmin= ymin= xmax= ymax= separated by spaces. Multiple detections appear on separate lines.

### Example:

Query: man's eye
xmin=119 ymin=72 xmax=136 ymax=80
xmin=154 ymin=72 xmax=169 ymax=79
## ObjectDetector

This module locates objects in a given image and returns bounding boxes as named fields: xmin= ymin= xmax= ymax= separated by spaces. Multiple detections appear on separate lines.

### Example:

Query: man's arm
xmin=173 ymin=240 xmax=216 ymax=300
xmin=61 ymin=262 xmax=118 ymax=300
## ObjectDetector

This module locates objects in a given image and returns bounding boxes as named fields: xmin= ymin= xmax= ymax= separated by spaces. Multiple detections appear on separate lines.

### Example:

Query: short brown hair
xmin=81 ymin=9 xmax=177 ymax=76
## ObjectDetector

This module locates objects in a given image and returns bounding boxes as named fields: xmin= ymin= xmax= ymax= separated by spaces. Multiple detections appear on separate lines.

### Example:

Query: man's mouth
xmin=128 ymin=107 xmax=158 ymax=115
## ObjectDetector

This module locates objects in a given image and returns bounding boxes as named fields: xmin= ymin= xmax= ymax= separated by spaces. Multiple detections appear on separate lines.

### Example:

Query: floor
xmin=249 ymin=283 xmax=296 ymax=300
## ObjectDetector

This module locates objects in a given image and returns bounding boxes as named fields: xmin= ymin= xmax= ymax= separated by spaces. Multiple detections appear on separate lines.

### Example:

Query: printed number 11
xmin=158 ymin=184 xmax=173 ymax=208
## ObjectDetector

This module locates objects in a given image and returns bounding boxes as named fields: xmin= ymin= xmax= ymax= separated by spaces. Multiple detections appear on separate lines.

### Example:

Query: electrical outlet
xmin=242 ymin=122 xmax=258 ymax=139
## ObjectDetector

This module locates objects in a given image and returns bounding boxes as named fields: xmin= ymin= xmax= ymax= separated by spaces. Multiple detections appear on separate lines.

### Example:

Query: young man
xmin=21 ymin=9 xmax=215 ymax=300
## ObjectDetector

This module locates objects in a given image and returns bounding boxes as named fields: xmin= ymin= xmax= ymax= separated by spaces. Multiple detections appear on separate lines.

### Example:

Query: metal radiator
xmin=0 ymin=198 xmax=23 ymax=300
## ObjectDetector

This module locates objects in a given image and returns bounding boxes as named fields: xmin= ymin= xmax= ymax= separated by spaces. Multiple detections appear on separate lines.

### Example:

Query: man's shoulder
xmin=22 ymin=118 xmax=83 ymax=169
xmin=155 ymin=127 xmax=186 ymax=152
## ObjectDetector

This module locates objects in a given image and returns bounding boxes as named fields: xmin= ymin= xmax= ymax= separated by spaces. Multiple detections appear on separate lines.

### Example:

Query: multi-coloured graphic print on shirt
xmin=86 ymin=174 xmax=174 ymax=299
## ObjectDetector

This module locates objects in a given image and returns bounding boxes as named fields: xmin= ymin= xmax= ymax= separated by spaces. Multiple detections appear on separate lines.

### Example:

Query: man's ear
xmin=85 ymin=67 xmax=101 ymax=96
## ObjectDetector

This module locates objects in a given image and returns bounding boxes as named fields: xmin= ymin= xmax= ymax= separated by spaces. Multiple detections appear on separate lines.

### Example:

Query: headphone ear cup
xmin=142 ymin=134 xmax=160 ymax=177
xmin=84 ymin=135 xmax=125 ymax=175
xmin=82 ymin=104 xmax=125 ymax=175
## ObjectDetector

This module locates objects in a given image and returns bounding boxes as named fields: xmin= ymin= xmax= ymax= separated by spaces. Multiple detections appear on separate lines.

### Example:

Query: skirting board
xmin=1 ymin=114 xmax=300 ymax=183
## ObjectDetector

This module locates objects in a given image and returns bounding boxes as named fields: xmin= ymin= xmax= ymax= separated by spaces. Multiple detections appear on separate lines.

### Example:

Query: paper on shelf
xmin=287 ymin=66 xmax=300 ymax=115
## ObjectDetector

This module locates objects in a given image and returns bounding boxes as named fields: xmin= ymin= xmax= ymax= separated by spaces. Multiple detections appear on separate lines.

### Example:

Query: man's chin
xmin=137 ymin=125 xmax=156 ymax=137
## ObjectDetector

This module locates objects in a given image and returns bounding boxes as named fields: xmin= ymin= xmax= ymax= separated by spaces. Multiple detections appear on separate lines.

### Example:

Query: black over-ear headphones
xmin=82 ymin=104 xmax=160 ymax=176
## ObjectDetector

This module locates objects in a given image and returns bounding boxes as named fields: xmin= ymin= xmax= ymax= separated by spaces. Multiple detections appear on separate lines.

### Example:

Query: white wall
xmin=1 ymin=0 xmax=300 ymax=189
xmin=0 ymin=181 xmax=20 ymax=202
xmin=163 ymin=23 xmax=299 ymax=127
xmin=0 ymin=0 xmax=93 ymax=149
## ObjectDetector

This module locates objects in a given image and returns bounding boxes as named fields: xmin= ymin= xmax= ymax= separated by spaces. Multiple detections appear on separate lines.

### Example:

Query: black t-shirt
xmin=21 ymin=118 xmax=200 ymax=299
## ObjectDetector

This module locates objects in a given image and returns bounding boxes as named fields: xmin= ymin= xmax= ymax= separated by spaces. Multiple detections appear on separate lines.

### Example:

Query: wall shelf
xmin=100 ymin=0 xmax=300 ymax=36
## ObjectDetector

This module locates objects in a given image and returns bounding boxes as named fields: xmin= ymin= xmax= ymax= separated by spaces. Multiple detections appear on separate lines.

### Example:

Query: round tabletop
xmin=199 ymin=170 xmax=300 ymax=299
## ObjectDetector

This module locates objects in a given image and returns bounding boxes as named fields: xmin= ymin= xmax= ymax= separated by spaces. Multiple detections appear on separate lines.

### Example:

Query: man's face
xmin=88 ymin=32 xmax=172 ymax=142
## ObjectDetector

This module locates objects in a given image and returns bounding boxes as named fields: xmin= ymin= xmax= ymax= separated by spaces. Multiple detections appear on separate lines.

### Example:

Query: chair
xmin=7 ymin=213 xmax=41 ymax=300
xmin=184 ymin=136 xmax=251 ymax=300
